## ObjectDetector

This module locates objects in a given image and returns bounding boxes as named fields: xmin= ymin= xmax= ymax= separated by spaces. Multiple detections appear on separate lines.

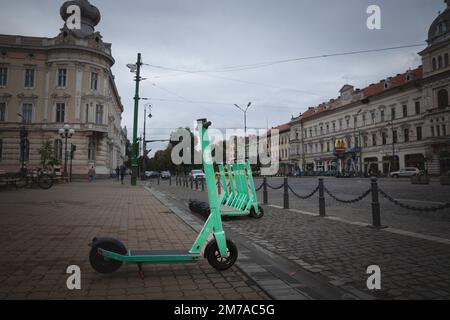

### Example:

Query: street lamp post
xmin=17 ymin=113 xmax=28 ymax=173
xmin=386 ymin=121 xmax=396 ymax=173
xmin=128 ymin=53 xmax=143 ymax=186
xmin=233 ymin=102 xmax=252 ymax=159
xmin=353 ymin=109 xmax=362 ymax=176
xmin=58 ymin=124 xmax=75 ymax=177
xmin=142 ymin=103 xmax=152 ymax=179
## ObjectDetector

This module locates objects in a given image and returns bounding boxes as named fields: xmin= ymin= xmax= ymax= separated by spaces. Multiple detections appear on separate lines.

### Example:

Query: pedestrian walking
xmin=88 ymin=166 xmax=96 ymax=182
xmin=115 ymin=166 xmax=120 ymax=181
xmin=120 ymin=164 xmax=126 ymax=184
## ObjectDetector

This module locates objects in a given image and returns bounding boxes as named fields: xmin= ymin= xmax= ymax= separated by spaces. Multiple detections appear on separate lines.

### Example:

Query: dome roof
xmin=428 ymin=1 xmax=450 ymax=45
xmin=60 ymin=0 xmax=101 ymax=37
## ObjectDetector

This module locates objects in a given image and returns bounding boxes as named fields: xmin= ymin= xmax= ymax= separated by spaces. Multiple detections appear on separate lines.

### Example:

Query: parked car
xmin=161 ymin=171 xmax=171 ymax=180
xmin=190 ymin=169 xmax=205 ymax=181
xmin=145 ymin=171 xmax=160 ymax=178
xmin=389 ymin=167 xmax=420 ymax=178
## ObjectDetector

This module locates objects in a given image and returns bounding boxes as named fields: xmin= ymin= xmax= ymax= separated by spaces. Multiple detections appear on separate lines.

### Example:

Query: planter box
xmin=411 ymin=176 xmax=430 ymax=185
xmin=440 ymin=176 xmax=450 ymax=185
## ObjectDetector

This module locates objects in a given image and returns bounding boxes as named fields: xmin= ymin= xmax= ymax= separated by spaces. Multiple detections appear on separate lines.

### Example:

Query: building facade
xmin=0 ymin=0 xmax=127 ymax=177
xmin=289 ymin=2 xmax=450 ymax=176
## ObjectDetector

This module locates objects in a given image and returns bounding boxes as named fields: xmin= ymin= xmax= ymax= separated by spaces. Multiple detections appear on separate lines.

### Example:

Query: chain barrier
xmin=255 ymin=183 xmax=264 ymax=192
xmin=288 ymin=184 xmax=319 ymax=200
xmin=266 ymin=181 xmax=284 ymax=190
xmin=324 ymin=186 xmax=372 ymax=204
xmin=378 ymin=188 xmax=450 ymax=212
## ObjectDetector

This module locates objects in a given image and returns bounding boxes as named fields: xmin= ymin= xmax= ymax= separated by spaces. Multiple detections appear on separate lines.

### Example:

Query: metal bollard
xmin=201 ymin=179 xmax=205 ymax=191
xmin=195 ymin=179 xmax=198 ymax=190
xmin=263 ymin=177 xmax=268 ymax=205
xmin=157 ymin=176 xmax=160 ymax=185
xmin=371 ymin=178 xmax=382 ymax=228
xmin=283 ymin=177 xmax=289 ymax=209
xmin=169 ymin=176 xmax=172 ymax=186
xmin=217 ymin=176 xmax=221 ymax=194
xmin=318 ymin=178 xmax=326 ymax=217
xmin=190 ymin=177 xmax=193 ymax=189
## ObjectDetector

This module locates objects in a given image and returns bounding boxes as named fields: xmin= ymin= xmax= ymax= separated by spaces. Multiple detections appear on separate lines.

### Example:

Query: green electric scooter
xmin=89 ymin=119 xmax=238 ymax=276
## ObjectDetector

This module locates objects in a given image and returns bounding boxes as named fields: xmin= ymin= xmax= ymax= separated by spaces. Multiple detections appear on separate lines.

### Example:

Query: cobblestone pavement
xmin=0 ymin=179 xmax=268 ymax=300
xmin=154 ymin=180 xmax=450 ymax=300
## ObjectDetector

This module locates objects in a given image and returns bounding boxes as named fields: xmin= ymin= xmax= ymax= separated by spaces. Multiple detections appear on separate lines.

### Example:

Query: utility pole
xmin=234 ymin=102 xmax=252 ymax=160
xmin=130 ymin=53 xmax=142 ymax=186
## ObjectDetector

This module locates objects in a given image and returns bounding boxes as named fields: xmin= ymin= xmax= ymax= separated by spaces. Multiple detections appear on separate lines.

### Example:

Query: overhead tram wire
xmin=144 ymin=43 xmax=426 ymax=74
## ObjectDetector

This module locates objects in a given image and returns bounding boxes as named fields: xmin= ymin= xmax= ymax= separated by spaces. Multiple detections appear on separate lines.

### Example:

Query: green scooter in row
xmin=89 ymin=119 xmax=238 ymax=276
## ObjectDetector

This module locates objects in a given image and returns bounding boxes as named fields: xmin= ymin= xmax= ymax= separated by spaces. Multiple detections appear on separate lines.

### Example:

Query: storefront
xmin=364 ymin=157 xmax=379 ymax=176
xmin=440 ymin=151 xmax=450 ymax=175
xmin=382 ymin=155 xmax=399 ymax=174
xmin=405 ymin=154 xmax=425 ymax=170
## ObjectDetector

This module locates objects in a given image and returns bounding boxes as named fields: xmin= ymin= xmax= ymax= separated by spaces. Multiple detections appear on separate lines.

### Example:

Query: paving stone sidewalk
xmin=0 ymin=179 xmax=268 ymax=300
xmin=154 ymin=182 xmax=450 ymax=300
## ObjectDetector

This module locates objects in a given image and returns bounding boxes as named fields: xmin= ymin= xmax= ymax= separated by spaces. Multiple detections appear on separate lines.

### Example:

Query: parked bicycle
xmin=14 ymin=168 xmax=54 ymax=190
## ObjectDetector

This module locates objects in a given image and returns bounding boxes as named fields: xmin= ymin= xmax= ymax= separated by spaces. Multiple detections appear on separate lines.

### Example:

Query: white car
xmin=389 ymin=167 xmax=420 ymax=178
xmin=190 ymin=169 xmax=205 ymax=181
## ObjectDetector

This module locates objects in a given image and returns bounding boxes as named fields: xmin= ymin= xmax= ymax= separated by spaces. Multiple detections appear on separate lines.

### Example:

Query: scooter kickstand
xmin=137 ymin=263 xmax=145 ymax=280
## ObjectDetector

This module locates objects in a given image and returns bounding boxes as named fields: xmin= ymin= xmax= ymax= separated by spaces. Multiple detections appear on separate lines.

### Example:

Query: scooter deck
xmin=99 ymin=248 xmax=201 ymax=264
xmin=220 ymin=205 xmax=249 ymax=216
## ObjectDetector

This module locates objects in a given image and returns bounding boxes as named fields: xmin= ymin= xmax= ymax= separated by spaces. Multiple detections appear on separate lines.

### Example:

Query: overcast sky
xmin=0 ymin=0 xmax=444 ymax=155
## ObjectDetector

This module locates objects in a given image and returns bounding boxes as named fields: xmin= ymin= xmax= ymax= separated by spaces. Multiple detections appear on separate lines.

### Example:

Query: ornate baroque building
xmin=289 ymin=1 xmax=450 ymax=176
xmin=0 ymin=0 xmax=127 ymax=177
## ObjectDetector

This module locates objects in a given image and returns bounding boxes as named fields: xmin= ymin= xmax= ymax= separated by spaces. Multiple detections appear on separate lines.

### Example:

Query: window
xmin=0 ymin=67 xmax=7 ymax=86
xmin=20 ymin=139 xmax=30 ymax=162
xmin=382 ymin=132 xmax=387 ymax=145
xmin=0 ymin=102 xmax=5 ymax=121
xmin=57 ymin=68 xmax=67 ymax=87
xmin=346 ymin=118 xmax=350 ymax=129
xmin=380 ymin=110 xmax=385 ymax=122
xmin=437 ymin=125 xmax=441 ymax=137
xmin=372 ymin=134 xmax=377 ymax=146
xmin=402 ymin=105 xmax=408 ymax=118
xmin=0 ymin=139 xmax=2 ymax=161
xmin=391 ymin=107 xmax=396 ymax=120
xmin=320 ymin=143 xmax=324 ymax=153
xmin=320 ymin=127 xmax=323 ymax=135
xmin=393 ymin=130 xmax=398 ymax=144
xmin=54 ymin=139 xmax=63 ymax=162
xmin=446 ymin=54 xmax=449 ymax=67
xmin=438 ymin=89 xmax=449 ymax=108
xmin=355 ymin=136 xmax=359 ymax=148
xmin=415 ymin=101 xmax=421 ymax=115
xmin=439 ymin=56 xmax=443 ymax=69
xmin=433 ymin=58 xmax=437 ymax=71
xmin=55 ymin=103 xmax=65 ymax=123
xmin=332 ymin=122 xmax=336 ymax=132
xmin=362 ymin=114 xmax=366 ymax=125
xmin=91 ymin=72 xmax=98 ymax=91
xmin=339 ymin=119 xmax=343 ymax=130
xmin=416 ymin=126 xmax=422 ymax=141
xmin=309 ymin=129 xmax=312 ymax=138
xmin=363 ymin=135 xmax=368 ymax=148
xmin=95 ymin=104 xmax=103 ymax=124
xmin=371 ymin=112 xmax=375 ymax=124
xmin=326 ymin=142 xmax=330 ymax=152
xmin=404 ymin=129 xmax=409 ymax=143
xmin=443 ymin=124 xmax=447 ymax=136
xmin=22 ymin=103 xmax=33 ymax=123
xmin=85 ymin=104 xmax=90 ymax=123
xmin=326 ymin=124 xmax=329 ymax=133
xmin=24 ymin=69 xmax=35 ymax=88
xmin=88 ymin=137 xmax=96 ymax=161
xmin=431 ymin=126 xmax=435 ymax=137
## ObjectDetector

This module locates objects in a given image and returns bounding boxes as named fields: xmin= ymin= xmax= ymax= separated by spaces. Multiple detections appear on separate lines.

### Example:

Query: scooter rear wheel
xmin=249 ymin=206 xmax=264 ymax=219
xmin=89 ymin=237 xmax=127 ymax=274
xmin=205 ymin=239 xmax=238 ymax=271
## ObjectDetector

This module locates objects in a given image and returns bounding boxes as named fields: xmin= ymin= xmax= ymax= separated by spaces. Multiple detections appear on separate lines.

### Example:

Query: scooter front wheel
xmin=89 ymin=237 xmax=127 ymax=274
xmin=249 ymin=206 xmax=264 ymax=219
xmin=205 ymin=239 xmax=238 ymax=271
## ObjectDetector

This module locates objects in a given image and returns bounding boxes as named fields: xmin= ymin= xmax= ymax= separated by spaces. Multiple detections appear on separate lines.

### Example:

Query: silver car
xmin=389 ymin=167 xmax=420 ymax=178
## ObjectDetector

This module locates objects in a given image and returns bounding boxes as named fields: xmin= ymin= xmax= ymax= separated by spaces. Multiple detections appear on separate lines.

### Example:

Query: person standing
xmin=119 ymin=164 xmax=126 ymax=185
xmin=88 ymin=166 xmax=96 ymax=182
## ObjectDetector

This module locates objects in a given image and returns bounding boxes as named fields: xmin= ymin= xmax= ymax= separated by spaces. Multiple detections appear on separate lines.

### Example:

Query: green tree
xmin=38 ymin=138 xmax=59 ymax=169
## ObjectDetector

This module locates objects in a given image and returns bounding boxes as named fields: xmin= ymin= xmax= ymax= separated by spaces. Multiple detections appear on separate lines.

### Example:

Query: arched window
xmin=438 ymin=56 xmax=443 ymax=69
xmin=433 ymin=58 xmax=437 ymax=71
xmin=20 ymin=139 xmax=29 ymax=162
xmin=88 ymin=137 xmax=96 ymax=161
xmin=438 ymin=89 xmax=449 ymax=108
xmin=54 ymin=139 xmax=63 ymax=162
